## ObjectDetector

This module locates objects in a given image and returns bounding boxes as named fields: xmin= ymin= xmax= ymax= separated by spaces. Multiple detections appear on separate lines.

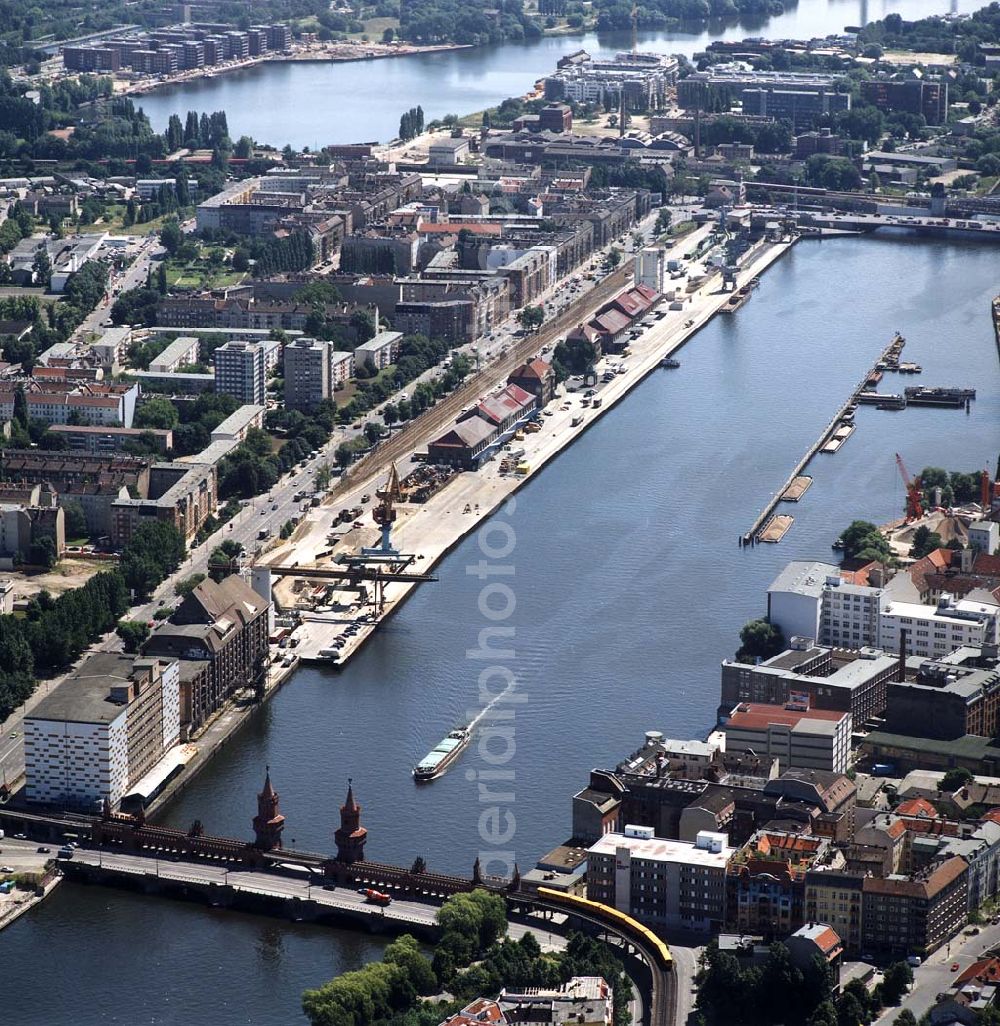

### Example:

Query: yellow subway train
xmin=535 ymin=886 xmax=673 ymax=970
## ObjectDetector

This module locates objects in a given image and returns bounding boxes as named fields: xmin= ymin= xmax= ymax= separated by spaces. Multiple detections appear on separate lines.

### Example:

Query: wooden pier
xmin=742 ymin=334 xmax=905 ymax=546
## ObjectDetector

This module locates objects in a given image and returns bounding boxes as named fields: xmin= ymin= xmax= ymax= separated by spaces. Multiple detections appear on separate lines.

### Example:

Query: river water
xmin=136 ymin=0 xmax=987 ymax=147
xmin=6 ymin=2 xmax=999 ymax=1020
xmin=5 ymin=233 xmax=997 ymax=1025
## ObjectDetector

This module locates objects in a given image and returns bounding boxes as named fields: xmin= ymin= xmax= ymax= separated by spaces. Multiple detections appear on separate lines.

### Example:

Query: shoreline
xmin=121 ymin=41 xmax=473 ymax=98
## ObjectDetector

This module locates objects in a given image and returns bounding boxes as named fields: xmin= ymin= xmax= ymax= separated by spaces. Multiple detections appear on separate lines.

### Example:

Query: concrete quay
xmin=285 ymin=233 xmax=796 ymax=670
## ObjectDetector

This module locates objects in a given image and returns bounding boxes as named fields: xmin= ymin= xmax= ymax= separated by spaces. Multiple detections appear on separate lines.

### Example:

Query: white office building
xmin=767 ymin=561 xmax=885 ymax=649
xmin=969 ymin=519 xmax=999 ymax=556
xmin=880 ymin=595 xmax=1000 ymax=659
xmin=587 ymin=826 xmax=733 ymax=932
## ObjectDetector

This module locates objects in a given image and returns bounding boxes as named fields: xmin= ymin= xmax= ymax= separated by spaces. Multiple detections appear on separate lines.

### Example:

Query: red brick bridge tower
xmin=334 ymin=779 xmax=367 ymax=864
xmin=252 ymin=767 xmax=286 ymax=851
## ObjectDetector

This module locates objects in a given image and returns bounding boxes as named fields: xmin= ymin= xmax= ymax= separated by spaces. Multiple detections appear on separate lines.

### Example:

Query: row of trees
xmin=400 ymin=0 xmax=540 ymax=46
xmin=217 ymin=421 xmax=330 ymax=500
xmin=398 ymin=105 xmax=425 ymax=142
xmin=918 ymin=466 xmax=989 ymax=510
xmin=0 ymin=259 xmax=109 ymax=430
xmin=134 ymin=391 xmax=242 ymax=458
xmin=334 ymin=338 xmax=471 ymax=431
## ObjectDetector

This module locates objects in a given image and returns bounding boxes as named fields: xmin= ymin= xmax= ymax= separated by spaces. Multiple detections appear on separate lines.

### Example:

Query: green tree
xmin=517 ymin=305 xmax=545 ymax=331
xmin=335 ymin=443 xmax=354 ymax=469
xmin=208 ymin=539 xmax=243 ymax=581
xmin=32 ymin=246 xmax=52 ymax=288
xmin=28 ymin=536 xmax=57 ymax=568
xmin=383 ymin=403 xmax=399 ymax=429
xmin=62 ymin=501 xmax=88 ymax=540
xmin=909 ymin=525 xmax=943 ymax=559
xmin=552 ymin=336 xmax=596 ymax=381
xmin=891 ymin=1011 xmax=917 ymax=1026
xmin=808 ymin=1002 xmax=839 ymax=1026
xmin=383 ymin=934 xmax=437 ymax=996
xmin=736 ymin=618 xmax=785 ymax=662
xmin=135 ymin=397 xmax=180 ymax=430
xmin=121 ymin=521 xmax=185 ymax=599
xmin=174 ymin=573 xmax=206 ymax=597
xmin=159 ymin=217 xmax=182 ymax=256
xmin=880 ymin=962 xmax=913 ymax=1006
xmin=315 ymin=463 xmax=333 ymax=491
xmin=116 ymin=619 xmax=150 ymax=653
xmin=837 ymin=520 xmax=893 ymax=563
xmin=836 ymin=993 xmax=865 ymax=1026
xmin=941 ymin=766 xmax=973 ymax=792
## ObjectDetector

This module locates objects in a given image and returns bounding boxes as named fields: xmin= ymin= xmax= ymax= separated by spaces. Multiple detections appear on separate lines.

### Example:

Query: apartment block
xmin=805 ymin=869 xmax=866 ymax=955
xmin=283 ymin=336 xmax=331 ymax=411
xmin=148 ymin=335 xmax=201 ymax=373
xmin=726 ymin=830 xmax=828 ymax=935
xmin=354 ymin=330 xmax=402 ymax=373
xmin=213 ymin=339 xmax=267 ymax=405
xmin=330 ymin=349 xmax=354 ymax=388
xmin=861 ymin=858 xmax=967 ymax=957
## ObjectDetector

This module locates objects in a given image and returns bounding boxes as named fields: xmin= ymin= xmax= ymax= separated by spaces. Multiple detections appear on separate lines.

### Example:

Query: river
xmin=4 ymin=233 xmax=997 ymax=1025
xmin=136 ymin=0 xmax=987 ymax=148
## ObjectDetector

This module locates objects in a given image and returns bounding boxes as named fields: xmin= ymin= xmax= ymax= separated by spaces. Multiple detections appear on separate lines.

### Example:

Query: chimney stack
xmin=897 ymin=628 xmax=907 ymax=682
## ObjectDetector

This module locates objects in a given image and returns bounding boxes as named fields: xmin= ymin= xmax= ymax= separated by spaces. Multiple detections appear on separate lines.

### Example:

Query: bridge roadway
xmin=801 ymin=210 xmax=1000 ymax=238
xmin=67 ymin=848 xmax=565 ymax=945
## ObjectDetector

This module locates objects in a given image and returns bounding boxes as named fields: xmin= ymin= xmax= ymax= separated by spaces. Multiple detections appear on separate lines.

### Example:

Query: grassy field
xmin=349 ymin=16 xmax=399 ymax=40
xmin=165 ymin=244 xmax=246 ymax=290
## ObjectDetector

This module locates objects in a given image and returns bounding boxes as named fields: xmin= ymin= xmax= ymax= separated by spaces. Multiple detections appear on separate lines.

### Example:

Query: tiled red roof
xmin=510 ymin=358 xmax=551 ymax=381
xmin=973 ymin=552 xmax=1000 ymax=577
xmin=908 ymin=548 xmax=954 ymax=595
xmin=896 ymin=797 xmax=938 ymax=818
xmin=955 ymin=956 xmax=1000 ymax=987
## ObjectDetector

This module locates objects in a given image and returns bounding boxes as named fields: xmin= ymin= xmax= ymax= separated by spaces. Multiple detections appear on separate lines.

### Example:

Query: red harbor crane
xmin=895 ymin=453 xmax=924 ymax=522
